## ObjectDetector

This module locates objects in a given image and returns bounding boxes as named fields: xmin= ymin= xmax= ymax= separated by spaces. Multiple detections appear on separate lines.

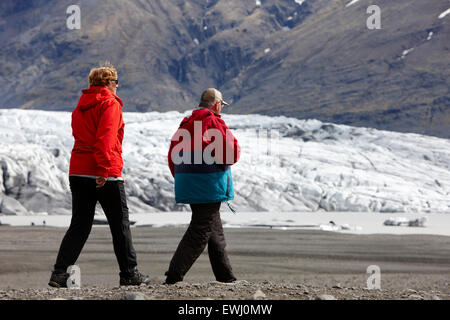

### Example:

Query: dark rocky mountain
xmin=0 ymin=0 xmax=449 ymax=138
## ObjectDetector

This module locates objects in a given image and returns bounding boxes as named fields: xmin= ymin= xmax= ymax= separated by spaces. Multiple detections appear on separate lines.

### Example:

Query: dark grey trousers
xmin=165 ymin=202 xmax=235 ymax=282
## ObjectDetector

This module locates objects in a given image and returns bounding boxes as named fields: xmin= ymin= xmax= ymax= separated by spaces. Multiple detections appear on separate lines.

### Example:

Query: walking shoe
xmin=163 ymin=277 xmax=181 ymax=285
xmin=120 ymin=269 xmax=151 ymax=286
xmin=163 ymin=271 xmax=182 ymax=285
xmin=48 ymin=271 xmax=69 ymax=288
xmin=217 ymin=277 xmax=237 ymax=284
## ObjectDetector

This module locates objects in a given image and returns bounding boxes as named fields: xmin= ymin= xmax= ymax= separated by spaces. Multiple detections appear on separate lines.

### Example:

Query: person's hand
xmin=96 ymin=176 xmax=107 ymax=188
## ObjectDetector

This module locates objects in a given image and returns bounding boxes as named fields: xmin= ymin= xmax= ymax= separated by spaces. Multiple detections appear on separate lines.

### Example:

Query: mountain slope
xmin=0 ymin=0 xmax=449 ymax=137
xmin=225 ymin=0 xmax=450 ymax=138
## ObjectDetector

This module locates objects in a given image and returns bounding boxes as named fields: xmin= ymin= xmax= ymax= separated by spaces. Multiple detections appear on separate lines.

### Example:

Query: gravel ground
xmin=0 ymin=226 xmax=449 ymax=300
xmin=0 ymin=279 xmax=448 ymax=300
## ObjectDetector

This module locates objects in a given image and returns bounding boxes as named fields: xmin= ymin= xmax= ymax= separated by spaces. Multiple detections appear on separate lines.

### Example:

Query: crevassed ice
xmin=1 ymin=109 xmax=450 ymax=215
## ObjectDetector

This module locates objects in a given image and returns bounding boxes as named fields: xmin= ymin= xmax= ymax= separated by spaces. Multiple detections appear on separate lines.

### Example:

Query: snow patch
xmin=438 ymin=8 xmax=450 ymax=19
xmin=401 ymin=48 xmax=414 ymax=59
xmin=346 ymin=0 xmax=361 ymax=8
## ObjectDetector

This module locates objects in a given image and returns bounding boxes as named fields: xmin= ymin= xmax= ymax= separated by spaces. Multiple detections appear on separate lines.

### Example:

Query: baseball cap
xmin=199 ymin=88 xmax=229 ymax=107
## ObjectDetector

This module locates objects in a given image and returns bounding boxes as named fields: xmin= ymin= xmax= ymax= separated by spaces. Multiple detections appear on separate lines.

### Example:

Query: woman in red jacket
xmin=49 ymin=65 xmax=149 ymax=287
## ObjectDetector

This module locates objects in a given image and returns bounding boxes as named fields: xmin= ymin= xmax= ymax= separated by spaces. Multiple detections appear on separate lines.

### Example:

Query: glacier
xmin=0 ymin=109 xmax=449 ymax=215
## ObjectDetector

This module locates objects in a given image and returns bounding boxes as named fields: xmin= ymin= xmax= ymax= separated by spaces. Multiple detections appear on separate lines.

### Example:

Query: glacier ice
xmin=0 ymin=109 xmax=449 ymax=215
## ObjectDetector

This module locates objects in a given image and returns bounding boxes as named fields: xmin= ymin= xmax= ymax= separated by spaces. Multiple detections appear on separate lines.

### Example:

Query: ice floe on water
xmin=0 ymin=109 xmax=450 ymax=216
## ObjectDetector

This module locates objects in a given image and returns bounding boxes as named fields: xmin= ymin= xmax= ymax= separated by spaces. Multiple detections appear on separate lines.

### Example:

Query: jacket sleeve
xmin=94 ymin=99 xmax=121 ymax=177
xmin=223 ymin=121 xmax=241 ymax=164
xmin=168 ymin=139 xmax=175 ymax=177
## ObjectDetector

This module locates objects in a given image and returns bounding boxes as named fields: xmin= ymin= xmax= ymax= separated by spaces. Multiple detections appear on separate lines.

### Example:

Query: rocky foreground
xmin=0 ymin=280 xmax=447 ymax=300
xmin=1 ymin=227 xmax=449 ymax=301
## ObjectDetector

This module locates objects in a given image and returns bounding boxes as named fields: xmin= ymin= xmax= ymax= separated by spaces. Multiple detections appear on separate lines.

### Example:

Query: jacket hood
xmin=77 ymin=86 xmax=123 ymax=111
xmin=179 ymin=108 xmax=220 ymax=127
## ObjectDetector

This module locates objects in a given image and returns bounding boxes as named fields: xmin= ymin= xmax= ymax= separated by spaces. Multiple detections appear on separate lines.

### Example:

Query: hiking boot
xmin=48 ymin=271 xmax=69 ymax=288
xmin=120 ymin=269 xmax=150 ymax=286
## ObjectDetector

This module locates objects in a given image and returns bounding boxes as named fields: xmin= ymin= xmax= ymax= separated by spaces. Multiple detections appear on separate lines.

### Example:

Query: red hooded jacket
xmin=168 ymin=108 xmax=241 ymax=177
xmin=69 ymin=86 xmax=124 ymax=178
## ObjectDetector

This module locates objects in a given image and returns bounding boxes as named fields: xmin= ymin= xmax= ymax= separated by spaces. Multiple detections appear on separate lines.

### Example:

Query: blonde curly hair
xmin=88 ymin=62 xmax=118 ymax=87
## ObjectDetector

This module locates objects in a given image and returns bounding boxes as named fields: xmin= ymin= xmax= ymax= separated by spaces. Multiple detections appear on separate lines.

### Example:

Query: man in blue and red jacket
xmin=165 ymin=88 xmax=240 ymax=284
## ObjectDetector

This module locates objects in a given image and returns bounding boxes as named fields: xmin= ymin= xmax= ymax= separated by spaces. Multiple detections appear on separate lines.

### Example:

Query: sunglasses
xmin=111 ymin=79 xmax=119 ymax=84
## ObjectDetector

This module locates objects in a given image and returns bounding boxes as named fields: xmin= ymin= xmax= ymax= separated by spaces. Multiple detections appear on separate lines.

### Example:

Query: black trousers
xmin=166 ymin=202 xmax=235 ymax=282
xmin=54 ymin=176 xmax=137 ymax=276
